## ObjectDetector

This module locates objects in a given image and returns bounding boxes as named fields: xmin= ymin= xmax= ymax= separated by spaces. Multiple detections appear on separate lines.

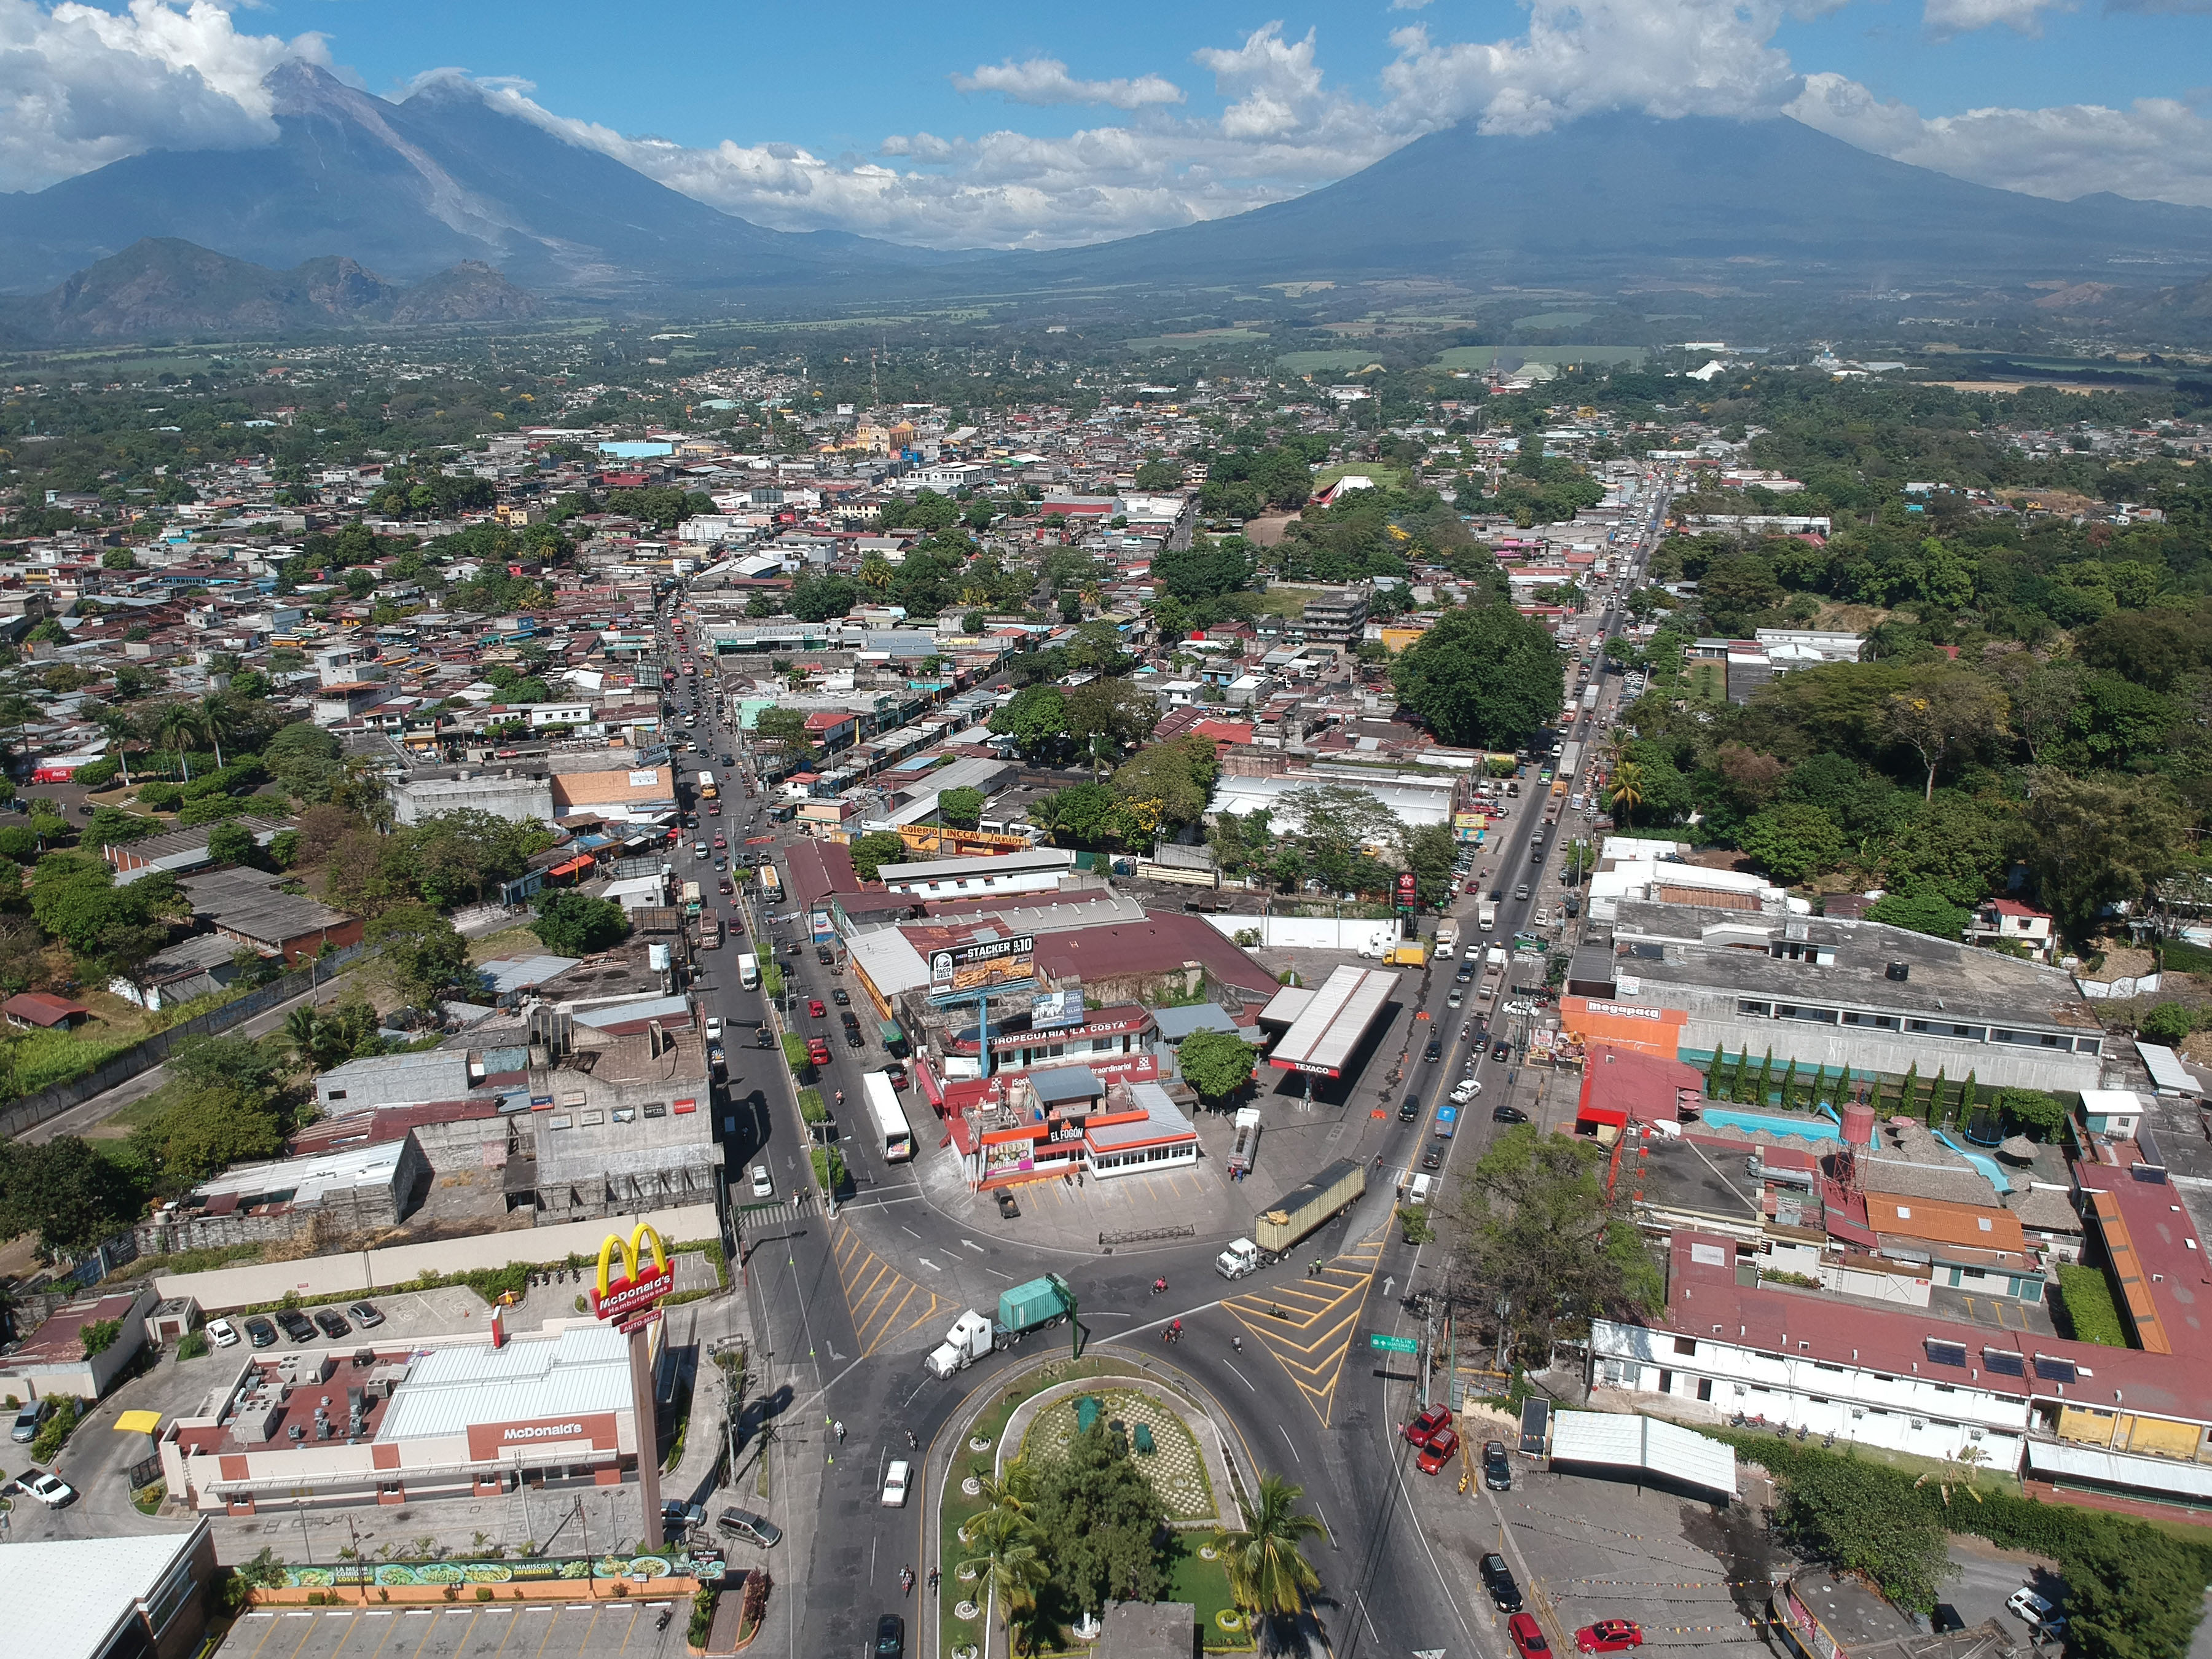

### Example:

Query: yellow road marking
xmin=1222 ymin=1236 xmax=1385 ymax=1424
xmin=832 ymin=1222 xmax=946 ymax=1354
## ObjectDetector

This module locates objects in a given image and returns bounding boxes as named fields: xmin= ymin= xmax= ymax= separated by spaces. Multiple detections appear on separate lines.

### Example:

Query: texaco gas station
xmin=158 ymin=1225 xmax=675 ymax=1543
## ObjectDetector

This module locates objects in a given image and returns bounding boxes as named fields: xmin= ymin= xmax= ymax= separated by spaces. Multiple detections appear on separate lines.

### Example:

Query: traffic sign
xmin=1369 ymin=1333 xmax=1418 ymax=1354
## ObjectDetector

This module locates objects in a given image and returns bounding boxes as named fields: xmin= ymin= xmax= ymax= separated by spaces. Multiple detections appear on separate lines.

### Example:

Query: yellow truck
xmin=1386 ymin=942 xmax=1427 ymax=967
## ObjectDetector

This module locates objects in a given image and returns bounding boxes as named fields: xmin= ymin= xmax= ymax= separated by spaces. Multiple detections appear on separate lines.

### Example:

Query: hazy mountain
xmin=1006 ymin=113 xmax=2212 ymax=294
xmin=0 ymin=61 xmax=928 ymax=296
xmin=0 ymin=238 xmax=540 ymax=342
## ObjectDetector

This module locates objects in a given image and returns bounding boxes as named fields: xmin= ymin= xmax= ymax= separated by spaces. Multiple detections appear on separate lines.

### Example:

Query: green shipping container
xmin=997 ymin=1273 xmax=1070 ymax=1334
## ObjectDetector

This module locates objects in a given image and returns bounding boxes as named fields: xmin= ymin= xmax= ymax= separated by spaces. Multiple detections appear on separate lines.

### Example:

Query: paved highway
xmin=658 ymin=477 xmax=1669 ymax=1657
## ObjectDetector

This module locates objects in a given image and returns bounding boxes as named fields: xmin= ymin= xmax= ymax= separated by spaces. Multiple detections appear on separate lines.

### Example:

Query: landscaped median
xmin=934 ymin=1355 xmax=1250 ymax=1658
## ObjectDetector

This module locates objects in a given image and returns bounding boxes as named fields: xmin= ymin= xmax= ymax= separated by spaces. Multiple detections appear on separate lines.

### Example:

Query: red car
xmin=1402 ymin=1405 xmax=1453 ymax=1450
xmin=1414 ymin=1426 xmax=1460 ymax=1475
xmin=1574 ymin=1620 xmax=1643 ymax=1653
xmin=809 ymin=998 xmax=826 ymax=1018
xmin=1509 ymin=1614 xmax=1551 ymax=1657
xmin=807 ymin=1037 xmax=831 ymax=1067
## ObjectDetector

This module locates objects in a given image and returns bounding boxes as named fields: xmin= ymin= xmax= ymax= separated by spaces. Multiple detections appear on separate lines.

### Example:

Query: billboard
xmin=929 ymin=933 xmax=1035 ymax=994
xmin=1395 ymin=871 xmax=1418 ymax=914
xmin=591 ymin=1222 xmax=674 ymax=1328
xmin=1031 ymin=988 xmax=1086 ymax=1030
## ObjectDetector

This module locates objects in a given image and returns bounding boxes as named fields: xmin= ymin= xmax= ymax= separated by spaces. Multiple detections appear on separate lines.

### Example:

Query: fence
xmin=0 ymin=942 xmax=372 ymax=1140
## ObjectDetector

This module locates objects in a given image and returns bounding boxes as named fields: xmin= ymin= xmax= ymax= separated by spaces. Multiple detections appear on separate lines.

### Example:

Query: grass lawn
xmin=1311 ymin=462 xmax=1410 ymax=492
xmin=469 ymin=924 xmax=543 ymax=963
xmin=1248 ymin=585 xmax=1327 ymax=620
xmin=1167 ymin=1540 xmax=1253 ymax=1653
xmin=1685 ymin=660 xmax=1728 ymax=702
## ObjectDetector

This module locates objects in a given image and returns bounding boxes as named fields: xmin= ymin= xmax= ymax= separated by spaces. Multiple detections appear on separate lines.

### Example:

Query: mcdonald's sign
xmin=592 ymin=1223 xmax=675 ymax=1324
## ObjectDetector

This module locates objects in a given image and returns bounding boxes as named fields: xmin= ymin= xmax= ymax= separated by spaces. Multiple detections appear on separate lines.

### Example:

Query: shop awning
xmin=114 ymin=1410 xmax=162 ymax=1434
xmin=547 ymin=855 xmax=597 ymax=878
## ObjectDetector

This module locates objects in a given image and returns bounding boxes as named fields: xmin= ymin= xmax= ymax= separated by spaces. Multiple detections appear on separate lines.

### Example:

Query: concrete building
xmin=160 ymin=1321 xmax=653 ymax=1516
xmin=315 ymin=1049 xmax=477 ymax=1116
xmin=391 ymin=769 xmax=555 ymax=826
xmin=876 ymin=847 xmax=1076 ymax=901
xmin=528 ymin=1019 xmax=717 ymax=1222
xmin=1298 ymin=589 xmax=1368 ymax=645
xmin=0 ymin=1286 xmax=157 ymax=1406
xmin=1573 ymin=898 xmax=2105 ymax=1092
xmin=136 ymin=1138 xmax=430 ymax=1255
xmin=0 ymin=1523 xmax=219 ymax=1659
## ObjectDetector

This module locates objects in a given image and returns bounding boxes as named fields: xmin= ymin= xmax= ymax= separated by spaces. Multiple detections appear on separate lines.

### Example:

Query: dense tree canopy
xmin=1390 ymin=604 xmax=1562 ymax=748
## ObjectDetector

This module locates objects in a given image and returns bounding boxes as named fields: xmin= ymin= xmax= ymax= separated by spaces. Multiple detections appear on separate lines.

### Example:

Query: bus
xmin=758 ymin=863 xmax=782 ymax=903
xmin=698 ymin=769 xmax=718 ymax=799
xmin=862 ymin=1072 xmax=913 ymax=1164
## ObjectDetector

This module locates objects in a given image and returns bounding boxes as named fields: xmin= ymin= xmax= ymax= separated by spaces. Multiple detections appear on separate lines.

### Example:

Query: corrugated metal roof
xmin=1268 ymin=965 xmax=1398 ymax=1077
xmin=377 ymin=1324 xmax=634 ymax=1442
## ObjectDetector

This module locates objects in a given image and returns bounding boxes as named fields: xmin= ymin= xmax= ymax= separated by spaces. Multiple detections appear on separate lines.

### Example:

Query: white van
xmin=1408 ymin=1174 xmax=1435 ymax=1206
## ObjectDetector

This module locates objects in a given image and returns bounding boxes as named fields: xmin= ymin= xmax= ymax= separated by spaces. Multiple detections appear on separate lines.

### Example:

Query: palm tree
xmin=1607 ymin=760 xmax=1645 ymax=829
xmin=858 ymin=554 xmax=893 ymax=593
xmin=197 ymin=692 xmax=241 ymax=769
xmin=152 ymin=700 xmax=209 ymax=782
xmin=965 ymin=1504 xmax=1047 ymax=1657
xmin=91 ymin=704 xmax=139 ymax=788
xmin=283 ymin=1003 xmax=323 ymax=1072
xmin=1212 ymin=1472 xmax=1327 ymax=1654
xmin=974 ymin=1454 xmax=1040 ymax=1522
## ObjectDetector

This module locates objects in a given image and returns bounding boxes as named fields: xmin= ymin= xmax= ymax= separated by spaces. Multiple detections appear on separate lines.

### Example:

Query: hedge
xmin=2055 ymin=1263 xmax=2128 ymax=1347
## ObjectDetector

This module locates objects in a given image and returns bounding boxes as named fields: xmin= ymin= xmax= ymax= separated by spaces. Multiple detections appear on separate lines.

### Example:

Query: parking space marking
xmin=831 ymin=1222 xmax=944 ymax=1355
xmin=1221 ymin=1234 xmax=1386 ymax=1424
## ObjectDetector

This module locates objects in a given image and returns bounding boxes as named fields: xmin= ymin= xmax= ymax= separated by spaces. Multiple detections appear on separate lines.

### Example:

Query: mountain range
xmin=3 ymin=63 xmax=2211 ymax=336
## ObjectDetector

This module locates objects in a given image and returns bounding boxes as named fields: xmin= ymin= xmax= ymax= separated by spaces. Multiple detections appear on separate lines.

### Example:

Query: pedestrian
xmin=834 ymin=1419 xmax=845 ymax=1445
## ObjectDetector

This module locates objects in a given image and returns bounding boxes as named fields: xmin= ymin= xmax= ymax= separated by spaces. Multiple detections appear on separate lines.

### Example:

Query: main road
xmin=659 ymin=477 xmax=1668 ymax=1657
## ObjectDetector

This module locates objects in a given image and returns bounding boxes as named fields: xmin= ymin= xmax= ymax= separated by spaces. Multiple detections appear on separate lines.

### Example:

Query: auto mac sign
xmin=592 ymin=1222 xmax=674 ymax=1332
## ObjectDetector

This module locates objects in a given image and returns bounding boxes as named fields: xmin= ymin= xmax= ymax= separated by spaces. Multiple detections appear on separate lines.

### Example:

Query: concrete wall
xmin=392 ymin=774 xmax=554 ymax=826
xmin=136 ymin=1137 xmax=429 ymax=1257
xmin=151 ymin=1201 xmax=722 ymax=1312
xmin=1199 ymin=913 xmax=1397 ymax=952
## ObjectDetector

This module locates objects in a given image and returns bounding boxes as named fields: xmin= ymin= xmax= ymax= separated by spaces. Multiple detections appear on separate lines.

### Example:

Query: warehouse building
xmin=0 ymin=1523 xmax=219 ymax=1659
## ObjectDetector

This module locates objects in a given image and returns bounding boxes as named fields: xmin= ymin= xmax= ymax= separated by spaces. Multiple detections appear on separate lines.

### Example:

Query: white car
xmin=880 ymin=1460 xmax=910 ymax=1508
xmin=2007 ymin=1588 xmax=2062 ymax=1633
xmin=205 ymin=1317 xmax=240 ymax=1348
xmin=19 ymin=1471 xmax=74 ymax=1507
xmin=1452 ymin=1077 xmax=1484 ymax=1103
xmin=750 ymin=1164 xmax=774 ymax=1199
xmin=705 ymin=1016 xmax=723 ymax=1041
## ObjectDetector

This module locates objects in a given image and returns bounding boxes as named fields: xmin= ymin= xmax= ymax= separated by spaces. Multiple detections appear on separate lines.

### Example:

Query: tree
xmin=1865 ymin=893 xmax=1970 ymax=940
xmin=1399 ymin=822 xmax=1459 ymax=912
xmin=968 ymin=1505 xmax=1048 ymax=1658
xmin=1064 ymin=678 xmax=1156 ymax=777
xmin=989 ymin=684 xmax=1069 ymax=763
xmin=1773 ymin=1454 xmax=1954 ymax=1614
xmin=1885 ymin=671 xmax=2008 ymax=802
xmin=1178 ymin=1029 xmax=1258 ymax=1108
xmin=1032 ymin=1421 xmax=1169 ymax=1614
xmin=2063 ymin=1521 xmax=2208 ymax=1659
xmin=1029 ymin=783 xmax=1128 ymax=850
xmin=1740 ymin=804 xmax=1849 ymax=887
xmin=366 ymin=903 xmax=474 ymax=1011
xmin=0 ymin=1136 xmax=140 ymax=1255
xmin=848 ymin=831 xmax=907 ymax=883
xmin=1606 ymin=761 xmax=1645 ymax=828
xmin=1998 ymin=1087 xmax=2068 ymax=1140
xmin=150 ymin=700 xmax=210 ymax=780
xmin=1113 ymin=735 xmax=1218 ymax=838
xmin=752 ymin=708 xmax=816 ymax=766
xmin=2020 ymin=770 xmax=2184 ymax=945
xmin=206 ymin=822 xmax=255 ymax=867
xmin=1390 ymin=603 xmax=1562 ymax=747
xmin=530 ymin=892 xmax=630 ymax=956
xmin=936 ymin=786 xmax=986 ymax=831
xmin=1212 ymin=1472 xmax=1326 ymax=1650
xmin=1447 ymin=1126 xmax=1661 ymax=1365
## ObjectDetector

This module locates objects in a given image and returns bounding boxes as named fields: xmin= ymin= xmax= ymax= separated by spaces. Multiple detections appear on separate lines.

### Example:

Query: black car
xmin=755 ymin=1026 xmax=775 ymax=1048
xmin=1421 ymin=1145 xmax=1443 ymax=1171
xmin=839 ymin=1010 xmax=861 ymax=1031
xmin=243 ymin=1316 xmax=278 ymax=1348
xmin=845 ymin=1028 xmax=866 ymax=1050
xmin=1483 ymin=1441 xmax=1513 ymax=1491
xmin=1492 ymin=1104 xmax=1531 ymax=1125
xmin=1492 ymin=1041 xmax=1513 ymax=1062
xmin=1455 ymin=963 xmax=1476 ymax=983
xmin=1398 ymin=1097 xmax=1420 ymax=1123
xmin=816 ymin=944 xmax=835 ymax=965
xmin=1481 ymin=1552 xmax=1524 ymax=1613
xmin=831 ymin=988 xmax=850 ymax=1006
xmin=995 ymin=1190 xmax=1021 ymax=1219
xmin=312 ymin=1308 xmax=351 ymax=1339
xmin=1424 ymin=1038 xmax=1441 ymax=1062
xmin=276 ymin=1309 xmax=318 ymax=1343
xmin=875 ymin=1615 xmax=906 ymax=1658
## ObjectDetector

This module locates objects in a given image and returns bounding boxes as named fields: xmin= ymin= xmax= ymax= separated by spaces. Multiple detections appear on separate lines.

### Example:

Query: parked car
xmin=276 ymin=1309 xmax=318 ymax=1343
xmin=347 ymin=1302 xmax=384 ymax=1328
xmin=832 ymin=988 xmax=850 ymax=1006
xmin=17 ymin=1470 xmax=74 ymax=1507
xmin=716 ymin=1506 xmax=782 ymax=1548
xmin=1574 ymin=1620 xmax=1645 ymax=1653
xmin=1481 ymin=1553 xmax=1524 ymax=1613
xmin=244 ymin=1316 xmax=279 ymax=1347
xmin=1402 ymin=1405 xmax=1453 ymax=1449
xmin=1415 ymin=1426 xmax=1461 ymax=1475
xmin=205 ymin=1317 xmax=240 ymax=1348
xmin=1492 ymin=1104 xmax=1531 ymax=1125
xmin=1492 ymin=1041 xmax=1513 ymax=1062
xmin=312 ymin=1309 xmax=351 ymax=1339
xmin=2007 ymin=1588 xmax=2063 ymax=1635
xmin=10 ymin=1399 xmax=49 ymax=1442
xmin=1483 ymin=1441 xmax=1513 ymax=1491
xmin=661 ymin=1498 xmax=707 ymax=1535
xmin=1508 ymin=1613 xmax=1551 ymax=1658
xmin=880 ymin=1460 xmax=911 ymax=1507
xmin=816 ymin=945 xmax=835 ymax=965
xmin=751 ymin=1165 xmax=774 ymax=1199
xmin=705 ymin=1016 xmax=723 ymax=1041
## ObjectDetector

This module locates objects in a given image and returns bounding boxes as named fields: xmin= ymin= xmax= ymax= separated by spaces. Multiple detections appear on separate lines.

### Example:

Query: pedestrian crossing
xmin=1220 ymin=1231 xmax=1387 ymax=1426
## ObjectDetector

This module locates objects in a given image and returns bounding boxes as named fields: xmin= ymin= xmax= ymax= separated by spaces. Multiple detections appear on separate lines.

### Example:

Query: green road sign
xmin=1369 ymin=1333 xmax=1418 ymax=1354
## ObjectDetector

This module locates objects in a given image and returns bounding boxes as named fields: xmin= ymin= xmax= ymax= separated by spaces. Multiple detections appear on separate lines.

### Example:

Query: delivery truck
xmin=1435 ymin=921 xmax=1459 ymax=955
xmin=1477 ymin=900 xmax=1498 ymax=931
xmin=737 ymin=951 xmax=759 ymax=990
xmin=1253 ymin=1159 xmax=1368 ymax=1258
xmin=1226 ymin=1107 xmax=1262 ymax=1177
xmin=923 ymin=1273 xmax=1075 ymax=1377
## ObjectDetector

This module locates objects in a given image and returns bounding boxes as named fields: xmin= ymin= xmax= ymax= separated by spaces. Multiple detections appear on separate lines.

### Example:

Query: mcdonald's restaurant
xmin=158 ymin=1316 xmax=653 ymax=1516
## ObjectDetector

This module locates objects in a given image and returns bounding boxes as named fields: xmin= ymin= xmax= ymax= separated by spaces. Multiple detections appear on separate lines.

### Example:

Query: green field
xmin=1311 ymin=463 xmax=1410 ymax=492
xmin=1431 ymin=345 xmax=1647 ymax=369
xmin=1274 ymin=350 xmax=1382 ymax=374
xmin=1513 ymin=311 xmax=1599 ymax=329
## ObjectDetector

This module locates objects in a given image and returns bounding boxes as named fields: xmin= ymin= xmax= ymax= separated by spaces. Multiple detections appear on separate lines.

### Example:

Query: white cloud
xmin=952 ymin=57 xmax=1183 ymax=110
xmin=1923 ymin=0 xmax=2072 ymax=37
xmin=0 ymin=0 xmax=326 ymax=191
xmin=1789 ymin=71 xmax=2212 ymax=206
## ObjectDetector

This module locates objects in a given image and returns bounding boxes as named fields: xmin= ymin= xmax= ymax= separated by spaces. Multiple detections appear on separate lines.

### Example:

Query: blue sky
xmin=4 ymin=0 xmax=2209 ymax=247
